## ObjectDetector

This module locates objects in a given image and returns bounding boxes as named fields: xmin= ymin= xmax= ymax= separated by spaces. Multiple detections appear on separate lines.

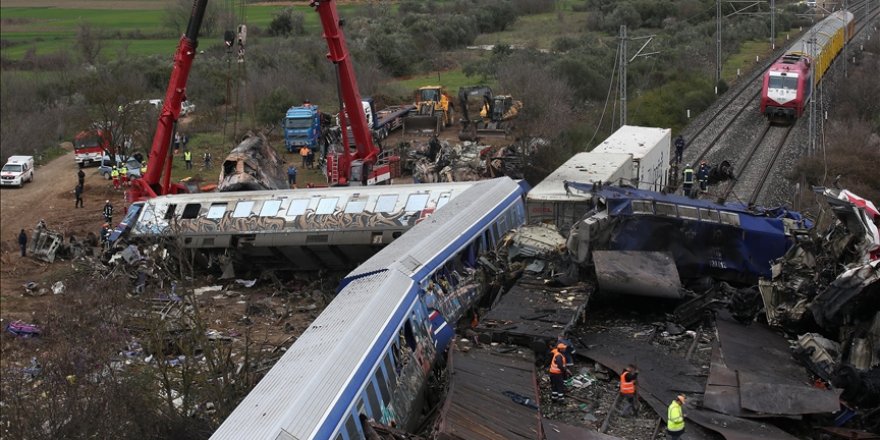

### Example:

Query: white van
xmin=1 ymin=155 xmax=35 ymax=187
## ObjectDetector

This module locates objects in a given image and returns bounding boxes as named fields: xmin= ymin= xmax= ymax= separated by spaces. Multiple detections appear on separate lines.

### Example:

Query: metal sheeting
xmin=543 ymin=420 xmax=622 ymax=440
xmin=476 ymin=276 xmax=591 ymax=345
xmin=210 ymin=270 xmax=415 ymax=440
xmin=436 ymin=345 xmax=540 ymax=440
xmin=711 ymin=315 xmax=841 ymax=417
xmin=592 ymin=251 xmax=682 ymax=298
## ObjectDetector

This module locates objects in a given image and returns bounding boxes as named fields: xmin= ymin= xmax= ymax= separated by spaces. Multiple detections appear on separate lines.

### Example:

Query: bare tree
xmin=163 ymin=0 xmax=221 ymax=37
xmin=82 ymin=67 xmax=152 ymax=158
xmin=75 ymin=21 xmax=102 ymax=65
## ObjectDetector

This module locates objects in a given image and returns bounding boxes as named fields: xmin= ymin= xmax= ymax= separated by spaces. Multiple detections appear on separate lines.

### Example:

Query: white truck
xmin=1 ymin=155 xmax=35 ymax=188
xmin=592 ymin=125 xmax=671 ymax=192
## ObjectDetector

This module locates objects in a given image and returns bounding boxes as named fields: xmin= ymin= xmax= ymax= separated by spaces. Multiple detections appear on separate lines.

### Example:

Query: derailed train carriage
xmin=111 ymin=182 xmax=484 ymax=270
xmin=761 ymin=10 xmax=854 ymax=122
xmin=210 ymin=177 xmax=528 ymax=440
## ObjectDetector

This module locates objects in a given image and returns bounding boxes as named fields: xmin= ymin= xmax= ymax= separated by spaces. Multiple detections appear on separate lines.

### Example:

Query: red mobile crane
xmin=128 ymin=0 xmax=208 ymax=202
xmin=310 ymin=0 xmax=399 ymax=186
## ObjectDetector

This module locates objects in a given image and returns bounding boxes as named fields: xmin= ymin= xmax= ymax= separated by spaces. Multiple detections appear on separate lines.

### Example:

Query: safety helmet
xmin=103 ymin=223 xmax=109 ymax=228
xmin=557 ymin=342 xmax=567 ymax=350
xmin=677 ymin=394 xmax=686 ymax=403
xmin=105 ymin=200 xmax=110 ymax=203
xmin=685 ymin=164 xmax=691 ymax=168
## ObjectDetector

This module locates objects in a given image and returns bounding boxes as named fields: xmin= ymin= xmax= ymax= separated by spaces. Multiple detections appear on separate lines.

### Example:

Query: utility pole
xmin=716 ymin=0 xmax=722 ymax=86
xmin=770 ymin=0 xmax=776 ymax=49
xmin=618 ymin=26 xmax=659 ymax=128
xmin=808 ymin=30 xmax=817 ymax=154
xmin=843 ymin=0 xmax=847 ymax=78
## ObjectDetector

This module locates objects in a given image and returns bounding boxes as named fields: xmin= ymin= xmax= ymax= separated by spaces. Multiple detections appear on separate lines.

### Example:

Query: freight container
xmin=527 ymin=152 xmax=632 ymax=232
xmin=592 ymin=125 xmax=671 ymax=192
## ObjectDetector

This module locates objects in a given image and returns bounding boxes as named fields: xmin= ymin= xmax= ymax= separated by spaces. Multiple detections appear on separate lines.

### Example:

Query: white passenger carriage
xmin=211 ymin=177 xmax=527 ymax=440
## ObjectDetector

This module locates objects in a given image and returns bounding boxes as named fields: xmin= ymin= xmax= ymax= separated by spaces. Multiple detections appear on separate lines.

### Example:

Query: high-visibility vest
xmin=548 ymin=349 xmax=566 ymax=375
xmin=141 ymin=166 xmax=147 ymax=175
xmin=111 ymin=168 xmax=119 ymax=178
xmin=620 ymin=371 xmax=636 ymax=395
xmin=184 ymin=151 xmax=192 ymax=161
xmin=668 ymin=400 xmax=685 ymax=432
xmin=300 ymin=147 xmax=310 ymax=157
xmin=119 ymin=166 xmax=127 ymax=176
xmin=683 ymin=168 xmax=694 ymax=184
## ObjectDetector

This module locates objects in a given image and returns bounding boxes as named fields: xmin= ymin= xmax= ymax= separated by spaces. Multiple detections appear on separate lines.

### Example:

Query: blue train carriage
xmin=210 ymin=177 xmax=527 ymax=440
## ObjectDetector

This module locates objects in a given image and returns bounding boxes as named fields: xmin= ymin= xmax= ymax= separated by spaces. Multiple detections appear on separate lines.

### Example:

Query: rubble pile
xmin=405 ymin=137 xmax=539 ymax=183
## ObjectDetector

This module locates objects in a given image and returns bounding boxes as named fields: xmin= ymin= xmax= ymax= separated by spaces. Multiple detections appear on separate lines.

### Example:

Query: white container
xmin=592 ymin=125 xmax=671 ymax=192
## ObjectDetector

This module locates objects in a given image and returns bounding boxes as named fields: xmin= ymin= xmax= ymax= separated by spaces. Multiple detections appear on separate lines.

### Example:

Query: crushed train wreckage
xmin=405 ymin=137 xmax=539 ymax=183
xmin=218 ymin=132 xmax=289 ymax=192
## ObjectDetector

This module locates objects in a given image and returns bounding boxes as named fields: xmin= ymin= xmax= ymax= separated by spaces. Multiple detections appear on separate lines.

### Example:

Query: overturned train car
xmin=565 ymin=183 xmax=812 ymax=284
xmin=111 ymin=182 xmax=483 ymax=270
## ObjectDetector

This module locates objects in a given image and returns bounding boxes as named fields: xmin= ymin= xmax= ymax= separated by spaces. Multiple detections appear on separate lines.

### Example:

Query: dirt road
xmin=0 ymin=150 xmax=122 ymax=311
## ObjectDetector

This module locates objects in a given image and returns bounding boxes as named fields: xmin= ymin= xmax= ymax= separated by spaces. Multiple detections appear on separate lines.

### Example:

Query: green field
xmin=0 ymin=4 xmax=361 ymax=60
xmin=473 ymin=10 xmax=591 ymax=50
xmin=395 ymin=68 xmax=494 ymax=95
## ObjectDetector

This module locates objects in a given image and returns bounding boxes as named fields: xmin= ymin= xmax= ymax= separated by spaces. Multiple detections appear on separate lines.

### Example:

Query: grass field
xmin=473 ymin=10 xmax=591 ymax=50
xmin=721 ymin=30 xmax=804 ymax=83
xmin=0 ymin=3 xmax=360 ymax=60
xmin=395 ymin=68 xmax=494 ymax=95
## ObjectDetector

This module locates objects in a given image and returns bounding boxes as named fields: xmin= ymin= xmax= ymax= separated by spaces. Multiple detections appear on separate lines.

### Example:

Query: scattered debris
xmin=218 ymin=131 xmax=289 ymax=191
xmin=5 ymin=320 xmax=42 ymax=338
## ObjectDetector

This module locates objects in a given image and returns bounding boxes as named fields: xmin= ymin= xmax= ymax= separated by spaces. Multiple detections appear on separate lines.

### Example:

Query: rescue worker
xmin=674 ymin=135 xmax=685 ymax=164
xmin=183 ymin=149 xmax=193 ymax=170
xmin=74 ymin=184 xmax=84 ymax=208
xmin=619 ymin=364 xmax=638 ymax=416
xmin=667 ymin=394 xmax=686 ymax=439
xmin=548 ymin=342 xmax=569 ymax=402
xmin=299 ymin=146 xmax=310 ymax=168
xmin=557 ymin=335 xmax=576 ymax=367
xmin=100 ymin=223 xmax=111 ymax=248
xmin=682 ymin=164 xmax=695 ymax=197
xmin=103 ymin=200 xmax=114 ymax=225
xmin=203 ymin=152 xmax=212 ymax=169
xmin=287 ymin=164 xmax=298 ymax=188
xmin=77 ymin=168 xmax=85 ymax=186
xmin=18 ymin=229 xmax=27 ymax=257
xmin=698 ymin=160 xmax=710 ymax=193
xmin=119 ymin=163 xmax=128 ymax=186
xmin=111 ymin=166 xmax=120 ymax=190
xmin=140 ymin=162 xmax=147 ymax=177
xmin=307 ymin=148 xmax=315 ymax=169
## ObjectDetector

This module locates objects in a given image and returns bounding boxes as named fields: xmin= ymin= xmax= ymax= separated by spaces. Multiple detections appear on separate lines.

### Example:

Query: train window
xmin=202 ymin=238 xmax=214 ymax=246
xmin=632 ymin=200 xmax=653 ymax=215
xmin=287 ymin=199 xmax=309 ymax=216
xmin=403 ymin=321 xmax=416 ymax=350
xmin=405 ymin=193 xmax=430 ymax=212
xmin=233 ymin=201 xmax=254 ymax=218
xmin=365 ymin=381 xmax=380 ymax=418
xmin=383 ymin=352 xmax=396 ymax=382
xmin=655 ymin=202 xmax=677 ymax=217
xmin=206 ymin=203 xmax=227 ymax=219
xmin=260 ymin=200 xmax=282 ymax=217
xmin=376 ymin=363 xmax=391 ymax=402
xmin=437 ymin=192 xmax=452 ymax=209
xmin=700 ymin=209 xmax=720 ymax=223
xmin=678 ymin=206 xmax=699 ymax=220
xmin=344 ymin=414 xmax=360 ymax=439
xmin=334 ymin=434 xmax=343 ymax=440
xmin=164 ymin=204 xmax=177 ymax=220
xmin=181 ymin=204 xmax=201 ymax=219
xmin=497 ymin=214 xmax=507 ymax=232
xmin=316 ymin=197 xmax=339 ymax=215
xmin=375 ymin=195 xmax=397 ymax=213
xmin=719 ymin=212 xmax=741 ymax=227
xmin=345 ymin=198 xmax=368 ymax=214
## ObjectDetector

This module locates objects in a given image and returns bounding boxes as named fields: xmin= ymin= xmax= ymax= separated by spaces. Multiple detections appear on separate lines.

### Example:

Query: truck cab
xmin=74 ymin=129 xmax=110 ymax=168
xmin=1 ymin=155 xmax=35 ymax=188
xmin=284 ymin=104 xmax=322 ymax=153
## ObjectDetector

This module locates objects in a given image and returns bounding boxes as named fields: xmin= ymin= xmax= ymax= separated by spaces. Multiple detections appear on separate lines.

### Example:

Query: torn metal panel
xmin=592 ymin=250 xmax=682 ymax=298
xmin=810 ymin=260 xmax=880 ymax=328
xmin=542 ymin=419 xmax=622 ymax=440
xmin=819 ymin=427 xmax=880 ymax=439
xmin=28 ymin=227 xmax=62 ymax=263
xmin=476 ymin=276 xmax=591 ymax=345
xmin=506 ymin=224 xmax=567 ymax=261
xmin=712 ymin=315 xmax=840 ymax=416
xmin=435 ymin=344 xmax=541 ymax=440
xmin=820 ymin=188 xmax=880 ymax=263
xmin=581 ymin=328 xmax=794 ymax=440
xmin=704 ymin=344 xmax=743 ymax=416
xmin=218 ymin=132 xmax=288 ymax=191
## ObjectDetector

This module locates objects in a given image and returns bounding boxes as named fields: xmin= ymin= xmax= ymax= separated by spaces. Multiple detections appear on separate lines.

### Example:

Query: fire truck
xmin=74 ymin=129 xmax=110 ymax=168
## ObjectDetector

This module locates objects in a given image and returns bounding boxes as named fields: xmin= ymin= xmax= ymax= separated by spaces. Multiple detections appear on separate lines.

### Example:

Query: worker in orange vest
xmin=549 ymin=342 xmax=570 ymax=402
xmin=619 ymin=364 xmax=639 ymax=416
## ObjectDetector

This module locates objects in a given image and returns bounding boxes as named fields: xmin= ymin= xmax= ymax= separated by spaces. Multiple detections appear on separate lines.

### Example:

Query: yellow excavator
xmin=458 ymin=85 xmax=522 ymax=141
xmin=403 ymin=85 xmax=454 ymax=135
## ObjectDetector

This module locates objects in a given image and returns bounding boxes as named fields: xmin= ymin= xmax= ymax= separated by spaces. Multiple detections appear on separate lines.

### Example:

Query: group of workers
xmin=543 ymin=338 xmax=687 ymax=439
xmin=681 ymin=160 xmax=712 ymax=198
xmin=110 ymin=161 xmax=148 ymax=190
xmin=299 ymin=146 xmax=316 ymax=169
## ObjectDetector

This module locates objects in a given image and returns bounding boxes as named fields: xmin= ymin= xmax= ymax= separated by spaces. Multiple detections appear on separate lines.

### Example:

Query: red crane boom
xmin=310 ymin=0 xmax=397 ymax=186
xmin=128 ymin=0 xmax=207 ymax=202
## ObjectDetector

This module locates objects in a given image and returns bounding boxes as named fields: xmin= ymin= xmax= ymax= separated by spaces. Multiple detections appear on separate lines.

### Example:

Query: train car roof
xmin=787 ymin=10 xmax=854 ymax=57
xmin=528 ymin=152 xmax=632 ymax=202
xmin=346 ymin=177 xmax=524 ymax=281
xmin=140 ymin=181 xmax=482 ymax=205
xmin=592 ymin=125 xmax=671 ymax=158
xmin=210 ymin=269 xmax=417 ymax=440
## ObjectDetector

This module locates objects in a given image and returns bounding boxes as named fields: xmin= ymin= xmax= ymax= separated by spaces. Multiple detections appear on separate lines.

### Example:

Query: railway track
xmin=716 ymin=123 xmax=793 ymax=204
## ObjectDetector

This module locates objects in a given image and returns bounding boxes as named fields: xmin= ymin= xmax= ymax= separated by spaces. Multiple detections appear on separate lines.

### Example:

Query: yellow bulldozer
xmin=458 ymin=85 xmax=522 ymax=141
xmin=403 ymin=85 xmax=455 ymax=135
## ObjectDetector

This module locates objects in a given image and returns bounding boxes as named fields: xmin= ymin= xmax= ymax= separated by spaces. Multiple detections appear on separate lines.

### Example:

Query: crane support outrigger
xmin=128 ymin=0 xmax=208 ymax=202
xmin=310 ymin=0 xmax=399 ymax=186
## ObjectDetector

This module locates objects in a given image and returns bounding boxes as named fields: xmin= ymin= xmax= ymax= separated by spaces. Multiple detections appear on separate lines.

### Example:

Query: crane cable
xmin=587 ymin=41 xmax=620 ymax=149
